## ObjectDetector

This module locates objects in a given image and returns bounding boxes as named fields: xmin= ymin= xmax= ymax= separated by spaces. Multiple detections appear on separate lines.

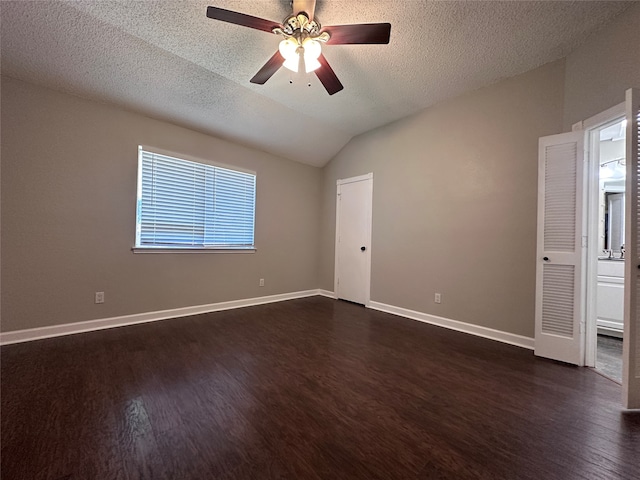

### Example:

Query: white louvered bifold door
xmin=535 ymin=131 xmax=585 ymax=365
xmin=623 ymin=88 xmax=640 ymax=409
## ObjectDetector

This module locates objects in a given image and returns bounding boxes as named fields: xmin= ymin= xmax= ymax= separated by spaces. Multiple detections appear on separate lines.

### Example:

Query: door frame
xmin=334 ymin=173 xmax=373 ymax=305
xmin=580 ymin=102 xmax=626 ymax=368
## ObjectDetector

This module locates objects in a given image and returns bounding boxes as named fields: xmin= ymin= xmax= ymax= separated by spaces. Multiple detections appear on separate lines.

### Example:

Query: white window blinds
xmin=136 ymin=147 xmax=256 ymax=249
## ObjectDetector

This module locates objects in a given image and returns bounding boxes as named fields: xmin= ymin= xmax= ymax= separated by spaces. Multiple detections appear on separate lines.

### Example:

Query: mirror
xmin=604 ymin=191 xmax=625 ymax=253
xmin=598 ymin=119 xmax=626 ymax=257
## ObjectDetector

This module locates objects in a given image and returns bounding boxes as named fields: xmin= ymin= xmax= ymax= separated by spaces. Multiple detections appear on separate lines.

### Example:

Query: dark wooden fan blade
xmin=315 ymin=54 xmax=343 ymax=95
xmin=324 ymin=23 xmax=391 ymax=45
xmin=250 ymin=51 xmax=285 ymax=85
xmin=206 ymin=6 xmax=280 ymax=33
xmin=293 ymin=0 xmax=316 ymax=20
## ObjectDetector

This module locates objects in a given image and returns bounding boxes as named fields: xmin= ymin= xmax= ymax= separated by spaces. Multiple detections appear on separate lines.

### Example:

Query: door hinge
xmin=579 ymin=322 xmax=585 ymax=334
xmin=582 ymin=236 xmax=588 ymax=248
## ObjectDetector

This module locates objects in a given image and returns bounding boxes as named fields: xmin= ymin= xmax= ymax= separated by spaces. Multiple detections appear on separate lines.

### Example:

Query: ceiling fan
xmin=206 ymin=0 xmax=391 ymax=95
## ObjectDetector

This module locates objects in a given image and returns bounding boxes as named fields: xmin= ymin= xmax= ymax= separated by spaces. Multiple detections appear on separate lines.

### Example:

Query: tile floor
xmin=596 ymin=334 xmax=623 ymax=383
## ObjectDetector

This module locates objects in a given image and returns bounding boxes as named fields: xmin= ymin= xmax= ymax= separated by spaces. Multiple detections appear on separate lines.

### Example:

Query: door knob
xmin=543 ymin=257 xmax=549 ymax=261
xmin=361 ymin=246 xmax=366 ymax=251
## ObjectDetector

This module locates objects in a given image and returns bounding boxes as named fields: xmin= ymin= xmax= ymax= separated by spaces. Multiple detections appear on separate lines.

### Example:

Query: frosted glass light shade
xmin=304 ymin=57 xmax=321 ymax=73
xmin=283 ymin=55 xmax=300 ymax=72
xmin=279 ymin=39 xmax=299 ymax=72
xmin=302 ymin=38 xmax=321 ymax=73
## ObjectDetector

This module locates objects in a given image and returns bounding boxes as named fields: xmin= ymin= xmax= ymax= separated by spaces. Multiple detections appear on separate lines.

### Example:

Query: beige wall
xmin=1 ymin=77 xmax=321 ymax=331
xmin=320 ymin=61 xmax=565 ymax=338
xmin=563 ymin=2 xmax=640 ymax=129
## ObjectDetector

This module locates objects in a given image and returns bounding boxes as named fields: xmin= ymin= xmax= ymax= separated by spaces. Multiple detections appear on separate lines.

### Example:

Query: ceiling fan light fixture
xmin=280 ymin=36 xmax=322 ymax=73
xmin=206 ymin=3 xmax=390 ymax=94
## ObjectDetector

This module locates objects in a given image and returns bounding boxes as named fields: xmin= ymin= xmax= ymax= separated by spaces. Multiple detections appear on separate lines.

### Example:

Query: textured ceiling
xmin=0 ymin=1 xmax=632 ymax=166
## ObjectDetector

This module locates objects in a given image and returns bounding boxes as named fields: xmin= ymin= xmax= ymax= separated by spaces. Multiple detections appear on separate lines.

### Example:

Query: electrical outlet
xmin=95 ymin=291 xmax=105 ymax=304
xmin=259 ymin=278 xmax=265 ymax=287
xmin=434 ymin=293 xmax=441 ymax=304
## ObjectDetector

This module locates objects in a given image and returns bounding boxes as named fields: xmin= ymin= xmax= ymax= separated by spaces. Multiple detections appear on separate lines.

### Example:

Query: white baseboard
xmin=368 ymin=301 xmax=534 ymax=350
xmin=0 ymin=289 xmax=321 ymax=345
xmin=318 ymin=289 xmax=336 ymax=298
xmin=1 ymin=292 xmax=534 ymax=350
xmin=597 ymin=326 xmax=623 ymax=339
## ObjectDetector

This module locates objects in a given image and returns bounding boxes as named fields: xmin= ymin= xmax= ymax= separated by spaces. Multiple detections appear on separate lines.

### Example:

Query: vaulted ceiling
xmin=0 ymin=1 xmax=632 ymax=166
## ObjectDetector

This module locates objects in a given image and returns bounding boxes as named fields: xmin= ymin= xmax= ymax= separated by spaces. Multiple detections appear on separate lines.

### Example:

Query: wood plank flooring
xmin=2 ymin=296 xmax=639 ymax=479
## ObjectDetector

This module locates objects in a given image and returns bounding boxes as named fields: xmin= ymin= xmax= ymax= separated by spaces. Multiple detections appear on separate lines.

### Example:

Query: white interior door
xmin=623 ymin=87 xmax=640 ymax=409
xmin=535 ymin=131 xmax=585 ymax=365
xmin=335 ymin=173 xmax=373 ymax=305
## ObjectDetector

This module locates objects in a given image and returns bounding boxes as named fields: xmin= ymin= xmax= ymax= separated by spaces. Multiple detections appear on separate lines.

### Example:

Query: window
xmin=135 ymin=147 xmax=256 ymax=251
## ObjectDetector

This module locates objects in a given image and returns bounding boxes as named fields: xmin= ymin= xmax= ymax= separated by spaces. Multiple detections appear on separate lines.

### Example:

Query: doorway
xmin=334 ymin=173 xmax=373 ymax=305
xmin=537 ymin=89 xmax=640 ymax=407
xmin=585 ymin=109 xmax=626 ymax=383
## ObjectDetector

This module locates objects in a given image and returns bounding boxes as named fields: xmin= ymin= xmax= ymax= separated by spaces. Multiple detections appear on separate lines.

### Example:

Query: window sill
xmin=132 ymin=247 xmax=256 ymax=254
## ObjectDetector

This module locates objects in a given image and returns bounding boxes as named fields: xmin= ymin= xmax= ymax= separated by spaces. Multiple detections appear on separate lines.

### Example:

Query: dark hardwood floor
xmin=2 ymin=296 xmax=639 ymax=479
